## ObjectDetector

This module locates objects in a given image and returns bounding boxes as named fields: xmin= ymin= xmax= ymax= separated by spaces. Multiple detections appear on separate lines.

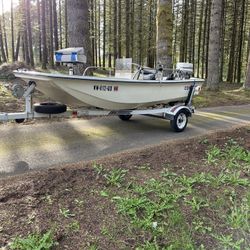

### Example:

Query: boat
xmin=13 ymin=70 xmax=204 ymax=110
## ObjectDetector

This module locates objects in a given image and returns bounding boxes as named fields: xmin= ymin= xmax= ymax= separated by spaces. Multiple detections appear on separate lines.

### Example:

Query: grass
xmin=4 ymin=131 xmax=250 ymax=249
xmin=103 ymin=141 xmax=250 ymax=249
xmin=193 ymin=83 xmax=250 ymax=108
xmin=9 ymin=231 xmax=57 ymax=250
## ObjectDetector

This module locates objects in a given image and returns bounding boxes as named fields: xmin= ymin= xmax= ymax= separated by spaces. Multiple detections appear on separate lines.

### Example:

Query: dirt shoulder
xmin=0 ymin=126 xmax=249 ymax=249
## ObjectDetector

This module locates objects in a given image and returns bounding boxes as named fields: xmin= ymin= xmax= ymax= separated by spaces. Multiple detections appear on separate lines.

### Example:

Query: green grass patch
xmin=9 ymin=231 xmax=57 ymax=250
xmin=101 ymin=140 xmax=250 ymax=249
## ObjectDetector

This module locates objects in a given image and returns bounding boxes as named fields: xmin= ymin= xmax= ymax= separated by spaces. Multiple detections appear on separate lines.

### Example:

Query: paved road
xmin=0 ymin=104 xmax=250 ymax=177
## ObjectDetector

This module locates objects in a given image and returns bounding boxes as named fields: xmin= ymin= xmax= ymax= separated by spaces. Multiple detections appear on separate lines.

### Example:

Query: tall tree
xmin=245 ymin=52 xmax=250 ymax=89
xmin=207 ymin=0 xmax=223 ymax=90
xmin=0 ymin=17 xmax=6 ymax=62
xmin=37 ymin=0 xmax=42 ymax=63
xmin=41 ymin=0 xmax=47 ymax=69
xmin=48 ymin=0 xmax=54 ymax=67
xmin=11 ymin=0 xmax=15 ymax=62
xmin=26 ymin=0 xmax=34 ymax=66
xmin=103 ymin=0 xmax=106 ymax=67
xmin=156 ymin=0 xmax=173 ymax=69
xmin=1 ymin=0 xmax=8 ymax=60
xmin=67 ymin=0 xmax=92 ymax=71
xmin=53 ymin=0 xmax=59 ymax=52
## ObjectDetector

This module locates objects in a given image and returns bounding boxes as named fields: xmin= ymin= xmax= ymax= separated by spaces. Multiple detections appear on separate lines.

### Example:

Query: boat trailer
xmin=0 ymin=80 xmax=198 ymax=132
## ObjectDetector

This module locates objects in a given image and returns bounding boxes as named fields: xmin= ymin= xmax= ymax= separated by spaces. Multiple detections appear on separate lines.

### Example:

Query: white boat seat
xmin=143 ymin=74 xmax=156 ymax=80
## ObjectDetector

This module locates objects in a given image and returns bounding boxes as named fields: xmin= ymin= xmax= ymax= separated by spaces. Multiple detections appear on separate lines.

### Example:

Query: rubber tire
xmin=34 ymin=102 xmax=67 ymax=114
xmin=170 ymin=110 xmax=188 ymax=132
xmin=118 ymin=115 xmax=132 ymax=121
xmin=15 ymin=119 xmax=25 ymax=124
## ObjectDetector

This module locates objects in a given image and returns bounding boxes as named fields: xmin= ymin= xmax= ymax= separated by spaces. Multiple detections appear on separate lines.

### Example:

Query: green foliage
xmin=104 ymin=168 xmax=128 ymax=187
xmin=93 ymin=163 xmax=104 ymax=176
xmin=212 ymin=234 xmax=244 ymax=250
xmin=59 ymin=207 xmax=75 ymax=218
xmin=68 ymin=221 xmax=80 ymax=232
xmin=206 ymin=145 xmax=222 ymax=164
xmin=10 ymin=231 xmax=56 ymax=250
xmin=227 ymin=199 xmax=249 ymax=230
xmin=185 ymin=197 xmax=209 ymax=212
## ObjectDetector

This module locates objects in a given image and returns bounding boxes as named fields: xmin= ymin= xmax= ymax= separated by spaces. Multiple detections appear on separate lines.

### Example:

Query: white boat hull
xmin=14 ymin=71 xmax=204 ymax=110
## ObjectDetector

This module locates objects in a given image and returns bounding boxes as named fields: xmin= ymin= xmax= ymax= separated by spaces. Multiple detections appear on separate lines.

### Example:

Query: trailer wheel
xmin=118 ymin=115 xmax=132 ymax=121
xmin=170 ymin=110 xmax=188 ymax=132
xmin=34 ymin=102 xmax=67 ymax=114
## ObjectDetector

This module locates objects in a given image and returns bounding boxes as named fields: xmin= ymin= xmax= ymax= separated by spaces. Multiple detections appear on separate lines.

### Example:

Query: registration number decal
xmin=94 ymin=85 xmax=119 ymax=92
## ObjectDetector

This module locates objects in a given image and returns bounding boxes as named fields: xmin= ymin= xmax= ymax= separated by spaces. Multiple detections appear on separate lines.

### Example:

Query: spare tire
xmin=34 ymin=102 xmax=67 ymax=114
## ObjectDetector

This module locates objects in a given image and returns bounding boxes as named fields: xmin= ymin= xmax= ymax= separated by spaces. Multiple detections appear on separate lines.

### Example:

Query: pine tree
xmin=207 ymin=0 xmax=223 ymax=90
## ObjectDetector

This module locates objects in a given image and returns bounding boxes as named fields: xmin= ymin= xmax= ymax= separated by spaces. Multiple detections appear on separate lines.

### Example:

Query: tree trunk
xmin=103 ymin=0 xmax=106 ymax=67
xmin=41 ymin=0 xmax=47 ymax=69
xmin=206 ymin=0 xmax=223 ymax=90
xmin=197 ymin=0 xmax=204 ymax=77
xmin=37 ymin=0 xmax=42 ymax=63
xmin=98 ymin=1 xmax=101 ymax=66
xmin=48 ymin=0 xmax=54 ymax=67
xmin=1 ymin=0 xmax=8 ymax=60
xmin=26 ymin=0 xmax=34 ymax=66
xmin=245 ymin=52 xmax=250 ymax=89
xmin=59 ymin=0 xmax=63 ymax=49
xmin=0 ymin=17 xmax=6 ymax=62
xmin=118 ymin=0 xmax=122 ymax=58
xmin=156 ymin=0 xmax=173 ymax=69
xmin=67 ymin=0 xmax=92 ymax=72
xmin=11 ymin=0 xmax=15 ymax=62
xmin=113 ymin=0 xmax=117 ymax=66
xmin=237 ymin=0 xmax=246 ymax=83
xmin=125 ymin=0 xmax=130 ymax=58
xmin=64 ymin=0 xmax=68 ymax=47
xmin=21 ymin=0 xmax=30 ymax=65
xmin=138 ymin=0 xmax=143 ymax=64
xmin=15 ymin=31 xmax=21 ymax=61
xmin=53 ymin=0 xmax=59 ymax=52
xmin=227 ymin=0 xmax=238 ymax=83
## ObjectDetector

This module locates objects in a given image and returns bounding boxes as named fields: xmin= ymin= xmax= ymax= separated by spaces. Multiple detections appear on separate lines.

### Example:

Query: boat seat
xmin=142 ymin=69 xmax=156 ymax=80
xmin=143 ymin=74 xmax=156 ymax=80
xmin=143 ymin=69 xmax=157 ymax=75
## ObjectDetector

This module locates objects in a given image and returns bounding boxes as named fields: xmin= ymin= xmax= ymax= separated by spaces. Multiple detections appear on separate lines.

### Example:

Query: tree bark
xmin=41 ymin=0 xmax=47 ymax=69
xmin=26 ymin=0 xmax=34 ymax=66
xmin=48 ymin=0 xmax=54 ymax=67
xmin=125 ymin=0 xmax=130 ymax=58
xmin=37 ymin=0 xmax=42 ymax=63
xmin=67 ymin=0 xmax=92 ymax=72
xmin=1 ymin=0 xmax=8 ymax=60
xmin=53 ymin=0 xmax=59 ymax=52
xmin=245 ymin=52 xmax=250 ymax=89
xmin=11 ymin=0 xmax=15 ymax=62
xmin=156 ymin=0 xmax=173 ymax=69
xmin=197 ymin=0 xmax=204 ymax=77
xmin=237 ymin=0 xmax=246 ymax=83
xmin=103 ymin=0 xmax=106 ymax=67
xmin=0 ymin=17 xmax=6 ymax=62
xmin=207 ymin=0 xmax=223 ymax=90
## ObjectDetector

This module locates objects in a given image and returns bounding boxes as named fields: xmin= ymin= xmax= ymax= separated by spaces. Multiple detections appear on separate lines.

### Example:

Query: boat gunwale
xmin=13 ymin=70 xmax=205 ymax=85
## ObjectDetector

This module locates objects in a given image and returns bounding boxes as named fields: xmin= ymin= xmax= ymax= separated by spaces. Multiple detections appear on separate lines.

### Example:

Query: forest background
xmin=0 ymin=0 xmax=250 ymax=89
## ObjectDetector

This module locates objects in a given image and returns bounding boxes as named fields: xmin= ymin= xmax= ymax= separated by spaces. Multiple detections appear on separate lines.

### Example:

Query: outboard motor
xmin=55 ymin=47 xmax=87 ymax=75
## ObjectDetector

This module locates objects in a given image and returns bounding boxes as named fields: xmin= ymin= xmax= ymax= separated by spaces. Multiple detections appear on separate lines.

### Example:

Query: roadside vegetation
xmin=0 ymin=127 xmax=249 ymax=249
xmin=193 ymin=83 xmax=250 ymax=108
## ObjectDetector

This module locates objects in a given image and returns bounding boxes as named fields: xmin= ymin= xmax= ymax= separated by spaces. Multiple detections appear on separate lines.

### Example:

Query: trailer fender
xmin=169 ymin=106 xmax=193 ymax=118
